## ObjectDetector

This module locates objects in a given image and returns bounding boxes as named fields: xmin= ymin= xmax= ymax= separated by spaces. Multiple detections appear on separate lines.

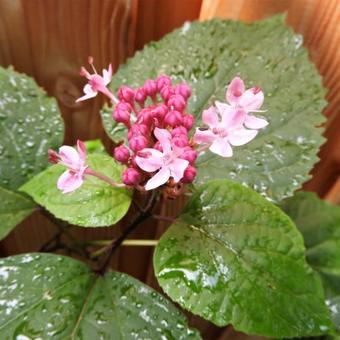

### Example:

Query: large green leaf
xmin=103 ymin=15 xmax=326 ymax=202
xmin=0 ymin=66 xmax=64 ymax=191
xmin=0 ymin=253 xmax=200 ymax=339
xmin=0 ymin=187 xmax=35 ymax=240
xmin=280 ymin=192 xmax=340 ymax=333
xmin=20 ymin=153 xmax=132 ymax=227
xmin=153 ymin=180 xmax=332 ymax=338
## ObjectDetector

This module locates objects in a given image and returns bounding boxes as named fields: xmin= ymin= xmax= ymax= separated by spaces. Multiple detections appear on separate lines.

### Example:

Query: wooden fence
xmin=0 ymin=0 xmax=339 ymax=338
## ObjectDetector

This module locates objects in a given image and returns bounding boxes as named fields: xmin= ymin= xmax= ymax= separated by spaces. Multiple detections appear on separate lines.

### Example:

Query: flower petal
xmin=202 ymin=106 xmax=219 ymax=128
xmin=135 ymin=148 xmax=164 ymax=172
xmin=76 ymin=84 xmax=97 ymax=102
xmin=193 ymin=128 xmax=216 ymax=144
xmin=77 ymin=140 xmax=87 ymax=165
xmin=145 ymin=166 xmax=170 ymax=190
xmin=59 ymin=146 xmax=80 ymax=168
xmin=221 ymin=107 xmax=245 ymax=129
xmin=228 ymin=128 xmax=258 ymax=146
xmin=169 ymin=158 xmax=189 ymax=182
xmin=57 ymin=170 xmax=84 ymax=194
xmin=154 ymin=128 xmax=172 ymax=154
xmin=226 ymin=77 xmax=245 ymax=104
xmin=102 ymin=64 xmax=112 ymax=86
xmin=209 ymin=138 xmax=233 ymax=157
xmin=239 ymin=88 xmax=264 ymax=112
xmin=244 ymin=115 xmax=268 ymax=129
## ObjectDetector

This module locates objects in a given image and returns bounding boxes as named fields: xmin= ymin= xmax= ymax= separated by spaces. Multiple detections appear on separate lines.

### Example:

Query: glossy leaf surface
xmin=0 ymin=66 xmax=64 ymax=191
xmin=154 ymin=180 xmax=332 ymax=337
xmin=0 ymin=253 xmax=200 ymax=339
xmin=20 ymin=153 xmax=131 ymax=227
xmin=0 ymin=187 xmax=35 ymax=240
xmin=103 ymin=16 xmax=326 ymax=202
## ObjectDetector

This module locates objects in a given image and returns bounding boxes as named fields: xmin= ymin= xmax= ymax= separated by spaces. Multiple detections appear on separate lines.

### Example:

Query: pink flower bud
xmin=156 ymin=75 xmax=172 ymax=91
xmin=135 ymin=87 xmax=147 ymax=104
xmin=167 ymin=94 xmax=186 ymax=112
xmin=164 ymin=110 xmax=182 ymax=127
xmin=116 ymin=102 xmax=132 ymax=112
xmin=153 ymin=141 xmax=163 ymax=151
xmin=171 ymin=126 xmax=187 ymax=137
xmin=137 ymin=108 xmax=153 ymax=126
xmin=175 ymin=83 xmax=192 ymax=99
xmin=122 ymin=167 xmax=140 ymax=186
xmin=182 ymin=165 xmax=197 ymax=183
xmin=48 ymin=149 xmax=59 ymax=164
xmin=143 ymin=79 xmax=157 ymax=96
xmin=160 ymin=86 xmax=175 ymax=101
xmin=172 ymin=135 xmax=188 ymax=147
xmin=117 ymin=85 xmax=135 ymax=103
xmin=128 ymin=124 xmax=148 ymax=139
xmin=181 ymin=147 xmax=197 ymax=164
xmin=151 ymin=104 xmax=168 ymax=120
xmin=182 ymin=114 xmax=194 ymax=130
xmin=113 ymin=145 xmax=130 ymax=163
xmin=112 ymin=108 xmax=130 ymax=126
xmin=129 ymin=135 xmax=148 ymax=152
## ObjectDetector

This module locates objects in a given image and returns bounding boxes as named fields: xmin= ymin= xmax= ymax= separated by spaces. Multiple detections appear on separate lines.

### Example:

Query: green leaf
xmin=280 ymin=192 xmax=340 ymax=333
xmin=20 ymin=153 xmax=132 ymax=227
xmin=153 ymin=180 xmax=332 ymax=338
xmin=104 ymin=15 xmax=326 ymax=202
xmin=0 ymin=187 xmax=35 ymax=240
xmin=0 ymin=253 xmax=200 ymax=339
xmin=84 ymin=139 xmax=107 ymax=155
xmin=280 ymin=192 xmax=340 ymax=298
xmin=0 ymin=66 xmax=64 ymax=191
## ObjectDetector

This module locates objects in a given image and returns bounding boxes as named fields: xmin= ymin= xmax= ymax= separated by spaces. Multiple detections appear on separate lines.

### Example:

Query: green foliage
xmin=281 ymin=192 xmax=340 ymax=333
xmin=20 ymin=153 xmax=132 ymax=227
xmin=0 ymin=187 xmax=35 ymax=240
xmin=154 ymin=180 xmax=332 ymax=338
xmin=0 ymin=253 xmax=200 ymax=339
xmin=103 ymin=15 xmax=326 ymax=202
xmin=0 ymin=66 xmax=64 ymax=191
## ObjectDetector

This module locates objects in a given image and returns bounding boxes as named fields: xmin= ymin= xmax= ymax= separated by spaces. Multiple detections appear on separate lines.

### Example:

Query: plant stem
xmin=97 ymin=191 xmax=158 ymax=274
xmin=152 ymin=214 xmax=176 ymax=222
xmin=85 ymin=168 xmax=126 ymax=188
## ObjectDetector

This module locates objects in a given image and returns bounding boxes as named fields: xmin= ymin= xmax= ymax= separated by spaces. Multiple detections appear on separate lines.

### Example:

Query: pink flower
xmin=135 ymin=128 xmax=189 ymax=190
xmin=225 ymin=77 xmax=268 ymax=129
xmin=76 ymin=57 xmax=117 ymax=103
xmin=48 ymin=140 xmax=88 ymax=194
xmin=194 ymin=105 xmax=258 ymax=158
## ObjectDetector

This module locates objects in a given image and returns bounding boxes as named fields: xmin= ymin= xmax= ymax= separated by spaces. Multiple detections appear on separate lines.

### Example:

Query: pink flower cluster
xmin=112 ymin=75 xmax=198 ymax=192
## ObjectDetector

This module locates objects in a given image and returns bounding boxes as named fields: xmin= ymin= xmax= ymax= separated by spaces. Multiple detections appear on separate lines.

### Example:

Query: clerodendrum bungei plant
xmin=0 ymin=15 xmax=339 ymax=339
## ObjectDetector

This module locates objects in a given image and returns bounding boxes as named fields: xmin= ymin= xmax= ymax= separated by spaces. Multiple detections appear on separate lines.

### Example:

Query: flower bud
xmin=182 ymin=114 xmax=194 ymax=130
xmin=175 ymin=83 xmax=192 ymax=99
xmin=164 ymin=110 xmax=182 ymax=127
xmin=116 ymin=102 xmax=132 ymax=112
xmin=143 ymin=79 xmax=157 ymax=97
xmin=167 ymin=94 xmax=186 ymax=112
xmin=182 ymin=165 xmax=197 ymax=183
xmin=122 ymin=167 xmax=140 ymax=186
xmin=135 ymin=87 xmax=147 ymax=104
xmin=171 ymin=126 xmax=187 ymax=137
xmin=151 ymin=104 xmax=168 ymax=120
xmin=160 ymin=86 xmax=175 ymax=101
xmin=48 ymin=149 xmax=59 ymax=164
xmin=156 ymin=75 xmax=172 ymax=91
xmin=153 ymin=141 xmax=163 ymax=151
xmin=113 ymin=145 xmax=130 ymax=163
xmin=181 ymin=147 xmax=197 ymax=164
xmin=137 ymin=108 xmax=153 ymax=126
xmin=117 ymin=85 xmax=135 ymax=103
xmin=129 ymin=135 xmax=148 ymax=152
xmin=112 ymin=108 xmax=130 ymax=126
xmin=128 ymin=124 xmax=148 ymax=139
xmin=172 ymin=135 xmax=188 ymax=147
